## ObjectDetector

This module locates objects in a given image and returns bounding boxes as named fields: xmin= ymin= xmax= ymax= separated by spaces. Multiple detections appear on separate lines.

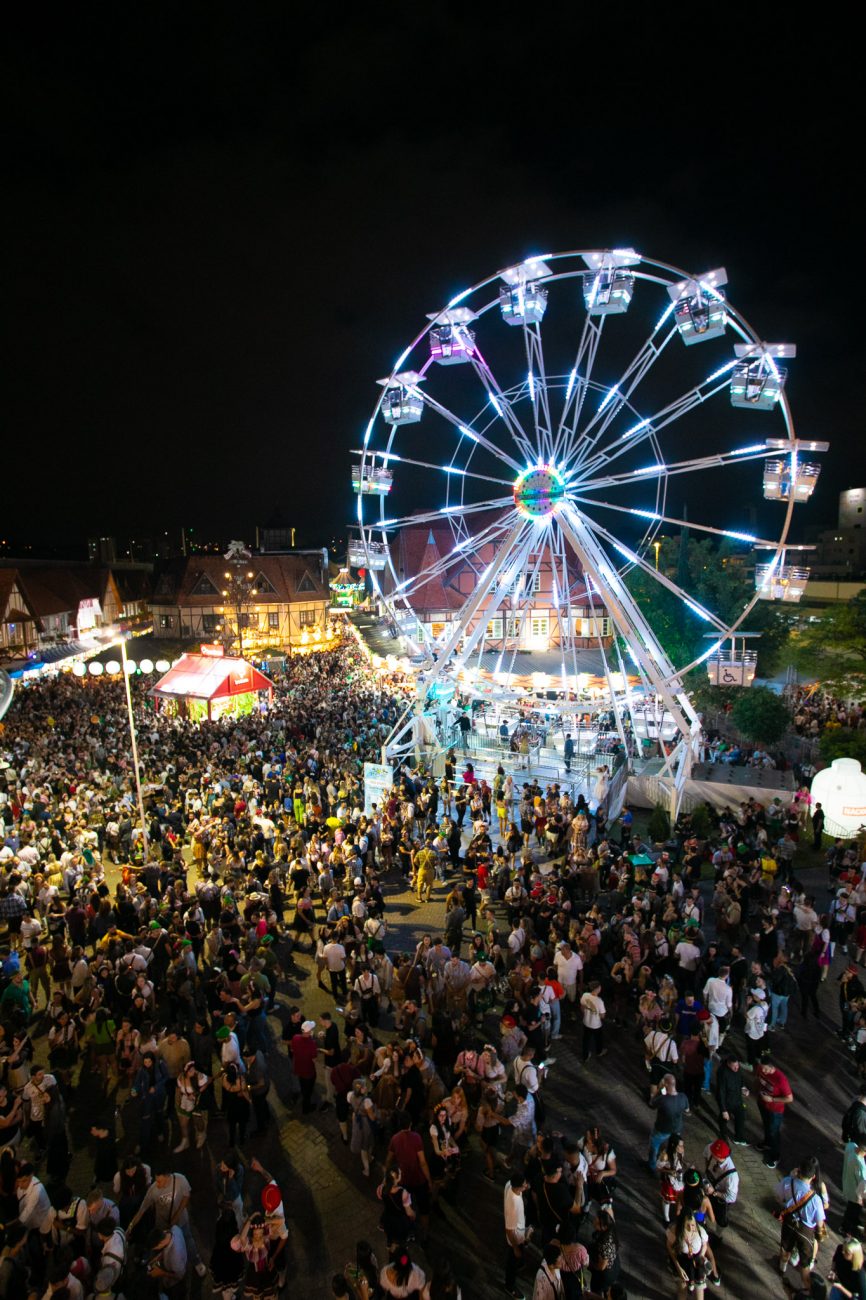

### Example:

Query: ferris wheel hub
xmin=513 ymin=464 xmax=567 ymax=519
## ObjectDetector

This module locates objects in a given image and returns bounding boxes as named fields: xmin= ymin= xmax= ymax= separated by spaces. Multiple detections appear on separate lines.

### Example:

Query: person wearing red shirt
xmin=290 ymin=1020 xmax=319 ymax=1113
xmin=384 ymin=1111 xmax=434 ymax=1237
xmin=756 ymin=1059 xmax=793 ymax=1169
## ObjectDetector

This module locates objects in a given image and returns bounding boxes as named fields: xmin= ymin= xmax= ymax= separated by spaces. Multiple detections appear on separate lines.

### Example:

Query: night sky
xmin=3 ymin=8 xmax=861 ymax=553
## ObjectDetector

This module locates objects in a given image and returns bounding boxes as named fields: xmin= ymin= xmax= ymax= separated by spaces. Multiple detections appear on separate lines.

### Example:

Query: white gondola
xmin=351 ymin=465 xmax=393 ymax=495
xmin=763 ymin=459 xmax=821 ymax=502
xmin=426 ymin=307 xmax=477 ymax=365
xmin=706 ymin=649 xmax=757 ymax=687
xmin=582 ymin=268 xmax=635 ymax=315
xmin=667 ymin=267 xmax=727 ymax=345
xmin=730 ymin=361 xmax=787 ymax=410
xmin=730 ymin=343 xmax=794 ymax=410
xmin=754 ymin=563 xmax=810 ymax=602
xmin=377 ymin=370 xmax=424 ymax=425
xmin=348 ymin=540 xmax=388 ymax=570
xmin=499 ymin=258 xmax=551 ymax=326
xmin=500 ymin=282 xmax=548 ymax=326
xmin=581 ymin=249 xmax=638 ymax=315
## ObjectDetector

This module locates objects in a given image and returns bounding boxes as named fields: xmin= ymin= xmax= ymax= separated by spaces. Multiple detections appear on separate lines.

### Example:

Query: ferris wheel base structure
xmin=353 ymin=248 xmax=828 ymax=818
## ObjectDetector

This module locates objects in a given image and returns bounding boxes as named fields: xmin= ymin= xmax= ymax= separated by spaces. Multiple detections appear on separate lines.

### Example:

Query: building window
xmin=298 ymin=609 xmax=317 ymax=627
xmin=191 ymin=573 xmax=221 ymax=597
xmin=530 ymin=615 xmax=549 ymax=640
xmin=493 ymin=571 xmax=542 ymax=595
xmin=202 ymin=614 xmax=220 ymax=633
xmin=486 ymin=618 xmax=503 ymax=638
xmin=268 ymin=611 xmax=280 ymax=629
xmin=159 ymin=614 xmax=174 ymax=630
xmin=577 ymin=616 xmax=611 ymax=637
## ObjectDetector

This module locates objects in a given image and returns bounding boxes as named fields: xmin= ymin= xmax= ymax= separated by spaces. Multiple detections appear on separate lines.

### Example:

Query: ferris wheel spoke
xmin=522 ymin=321 xmax=554 ymax=463
xmin=390 ymin=512 xmax=518 ymax=604
xmin=552 ymin=315 xmax=606 ymax=467
xmin=362 ymin=449 xmax=514 ymax=489
xmin=468 ymin=349 xmax=538 ymax=467
xmin=417 ymin=390 xmax=525 ymax=475
xmin=547 ymin=533 xmax=571 ymax=691
xmin=371 ymin=495 xmax=515 ymax=533
xmin=567 ymin=493 xmax=778 ymax=547
xmin=494 ymin=533 xmax=550 ymax=688
xmin=420 ymin=519 xmax=531 ymax=689
xmin=554 ymin=526 xmax=584 ymax=691
xmin=573 ymin=370 xmax=738 ymax=482
xmin=565 ymin=323 xmax=677 ymax=468
xmin=558 ymin=504 xmax=698 ymax=743
xmin=573 ymin=444 xmax=777 ymax=494
xmin=587 ymin=516 xmax=730 ymax=633
xmin=583 ymin=567 xmax=632 ymax=759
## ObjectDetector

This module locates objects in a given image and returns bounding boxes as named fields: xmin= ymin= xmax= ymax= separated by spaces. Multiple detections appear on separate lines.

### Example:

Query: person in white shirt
xmin=703 ymin=967 xmax=733 ymax=1030
xmin=322 ymin=938 xmax=348 ymax=1000
xmin=792 ymin=897 xmax=819 ymax=958
xmin=744 ymin=988 xmax=768 ymax=1066
xmin=92 ymin=1221 xmax=128 ymax=1296
xmin=644 ymin=1019 xmax=679 ymax=1084
xmin=16 ymin=1165 xmax=55 ymax=1236
xmin=580 ymin=982 xmax=607 ymax=1063
xmin=503 ymin=1169 xmax=531 ymax=1297
xmin=704 ymin=1138 xmax=739 ymax=1232
xmin=554 ymin=943 xmax=582 ymax=1005
xmin=674 ymin=935 xmax=702 ymax=990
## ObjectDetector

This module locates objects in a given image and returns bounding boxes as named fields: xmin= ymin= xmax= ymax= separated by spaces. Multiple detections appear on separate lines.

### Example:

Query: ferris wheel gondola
xmin=351 ymin=249 xmax=828 ymax=810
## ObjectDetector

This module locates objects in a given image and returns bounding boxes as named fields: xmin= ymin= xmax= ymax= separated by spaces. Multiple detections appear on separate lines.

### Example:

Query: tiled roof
xmin=151 ymin=554 xmax=328 ymax=606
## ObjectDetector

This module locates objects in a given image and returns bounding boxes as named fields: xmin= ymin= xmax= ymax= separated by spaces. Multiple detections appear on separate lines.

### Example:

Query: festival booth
xmin=149 ymin=647 xmax=274 ymax=721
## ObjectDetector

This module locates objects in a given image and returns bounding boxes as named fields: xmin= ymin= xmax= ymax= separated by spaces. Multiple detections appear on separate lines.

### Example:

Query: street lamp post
xmin=120 ymin=636 xmax=149 ymax=864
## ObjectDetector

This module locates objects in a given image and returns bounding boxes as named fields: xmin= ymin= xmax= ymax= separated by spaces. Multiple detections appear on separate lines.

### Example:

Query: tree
xmin=647 ymin=803 xmax=671 ymax=843
xmin=623 ymin=535 xmax=790 ymax=679
xmin=790 ymin=592 xmax=866 ymax=694
xmin=731 ymin=686 xmax=791 ymax=746
xmin=819 ymin=728 xmax=866 ymax=767
xmin=218 ymin=541 xmax=257 ymax=657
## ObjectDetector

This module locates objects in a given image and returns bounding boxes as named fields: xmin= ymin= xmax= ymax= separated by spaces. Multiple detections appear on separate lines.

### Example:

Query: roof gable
xmin=190 ymin=572 xmax=222 ymax=598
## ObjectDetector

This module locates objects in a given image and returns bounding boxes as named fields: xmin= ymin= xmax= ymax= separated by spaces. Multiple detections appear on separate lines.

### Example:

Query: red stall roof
xmin=149 ymin=653 xmax=273 ymax=701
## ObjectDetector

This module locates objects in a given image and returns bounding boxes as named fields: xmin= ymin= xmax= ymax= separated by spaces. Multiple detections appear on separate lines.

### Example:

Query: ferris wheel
xmin=350 ymin=249 xmax=828 ymax=803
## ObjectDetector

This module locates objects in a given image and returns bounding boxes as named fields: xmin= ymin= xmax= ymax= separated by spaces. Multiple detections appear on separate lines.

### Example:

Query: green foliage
xmin=623 ymin=536 xmax=790 ymax=676
xmin=689 ymin=802 xmax=713 ymax=840
xmin=819 ymin=728 xmax=866 ymax=766
xmin=647 ymin=802 xmax=671 ymax=843
xmin=791 ymin=592 xmax=866 ymax=693
xmin=730 ymin=686 xmax=791 ymax=745
xmin=687 ymin=682 xmax=739 ymax=715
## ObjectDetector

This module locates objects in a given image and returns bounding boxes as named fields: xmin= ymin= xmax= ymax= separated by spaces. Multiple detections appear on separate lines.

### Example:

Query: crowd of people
xmin=791 ymin=690 xmax=866 ymax=742
xmin=0 ymin=643 xmax=863 ymax=1300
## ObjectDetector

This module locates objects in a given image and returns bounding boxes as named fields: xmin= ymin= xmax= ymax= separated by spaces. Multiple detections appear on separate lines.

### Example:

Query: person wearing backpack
xmin=92 ymin=1216 xmax=128 ymax=1297
xmin=769 ymin=955 xmax=798 ymax=1032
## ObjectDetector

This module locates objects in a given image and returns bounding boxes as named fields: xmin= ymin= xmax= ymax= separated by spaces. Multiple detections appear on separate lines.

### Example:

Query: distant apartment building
xmin=807 ymin=488 xmax=866 ymax=577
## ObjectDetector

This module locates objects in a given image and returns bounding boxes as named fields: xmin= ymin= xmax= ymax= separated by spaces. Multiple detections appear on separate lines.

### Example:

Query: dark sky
xmin=3 ymin=6 xmax=861 ymax=552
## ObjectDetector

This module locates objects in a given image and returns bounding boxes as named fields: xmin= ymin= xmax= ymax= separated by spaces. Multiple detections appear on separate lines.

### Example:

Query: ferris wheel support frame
xmin=558 ymin=505 xmax=700 ymax=815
